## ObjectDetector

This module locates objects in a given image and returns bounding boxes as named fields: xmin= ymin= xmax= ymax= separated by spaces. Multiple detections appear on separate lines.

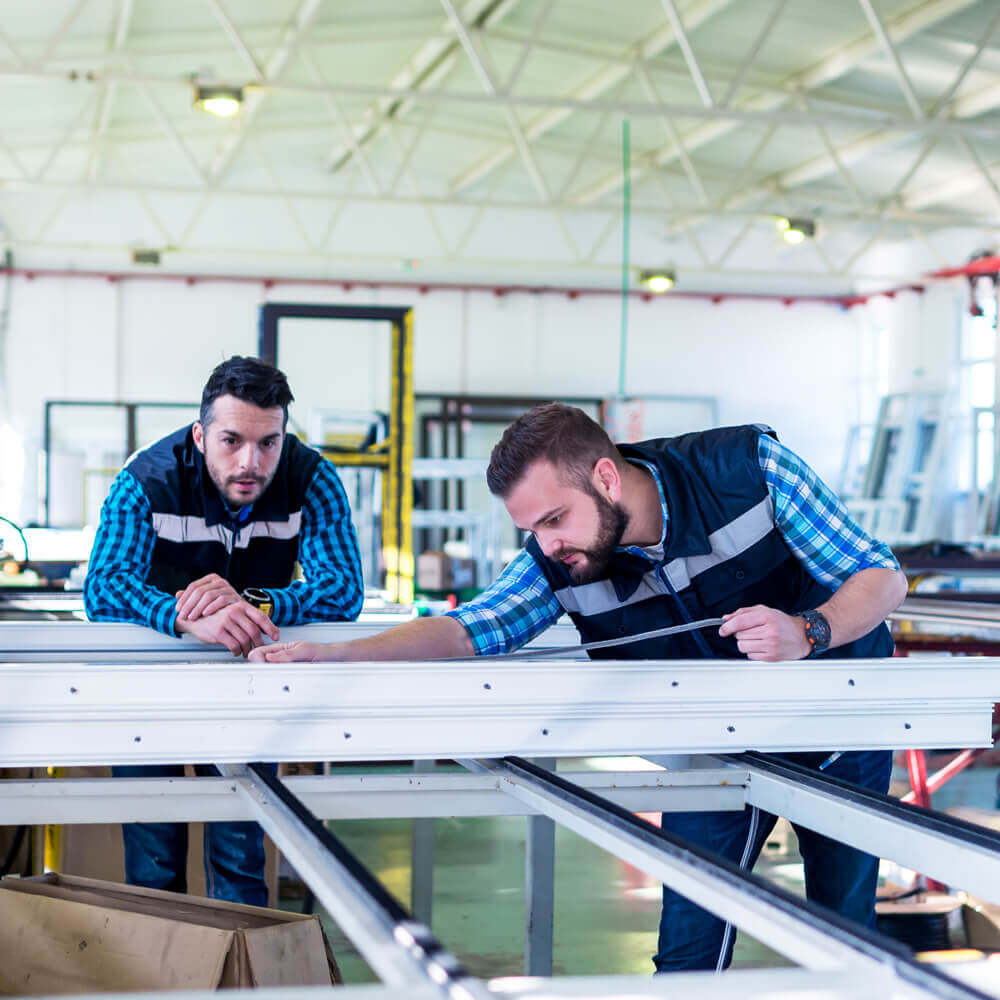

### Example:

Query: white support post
xmin=524 ymin=758 xmax=555 ymax=976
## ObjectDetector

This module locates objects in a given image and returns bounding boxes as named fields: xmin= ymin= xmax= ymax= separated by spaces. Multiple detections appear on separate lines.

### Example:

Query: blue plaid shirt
xmin=85 ymin=459 xmax=364 ymax=636
xmin=450 ymin=435 xmax=898 ymax=655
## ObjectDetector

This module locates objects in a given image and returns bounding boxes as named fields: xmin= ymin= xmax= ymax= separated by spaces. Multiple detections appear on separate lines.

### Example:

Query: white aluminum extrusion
xmin=476 ymin=760 xmax=877 ymax=973
xmin=218 ymin=764 xmax=489 ymax=999
xmin=0 ymin=769 xmax=746 ymax=825
xmin=24 ymin=967 xmax=927 ymax=1000
xmin=1 ymin=657 xmax=995 ymax=767
xmin=741 ymin=761 xmax=1000 ymax=905
xmin=0 ymin=620 xmax=580 ymax=662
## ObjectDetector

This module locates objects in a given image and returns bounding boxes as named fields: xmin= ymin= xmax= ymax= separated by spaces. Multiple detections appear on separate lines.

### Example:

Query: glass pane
xmin=134 ymin=405 xmax=200 ymax=454
xmin=48 ymin=405 xmax=127 ymax=527
xmin=979 ymin=427 xmax=995 ymax=493
xmin=970 ymin=361 xmax=995 ymax=408
xmin=275 ymin=317 xmax=392 ymax=445
xmin=964 ymin=310 xmax=997 ymax=361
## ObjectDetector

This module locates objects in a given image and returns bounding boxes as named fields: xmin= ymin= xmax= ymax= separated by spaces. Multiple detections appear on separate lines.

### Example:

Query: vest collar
xmin=618 ymin=441 xmax=713 ymax=560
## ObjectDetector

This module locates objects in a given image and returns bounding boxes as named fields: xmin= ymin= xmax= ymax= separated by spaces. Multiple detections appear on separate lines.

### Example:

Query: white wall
xmin=1 ymin=274 xmax=866 ymax=525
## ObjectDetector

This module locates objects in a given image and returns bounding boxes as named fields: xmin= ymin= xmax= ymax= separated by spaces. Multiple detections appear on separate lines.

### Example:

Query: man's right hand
xmin=176 ymin=601 xmax=280 ymax=657
xmin=247 ymin=640 xmax=328 ymax=663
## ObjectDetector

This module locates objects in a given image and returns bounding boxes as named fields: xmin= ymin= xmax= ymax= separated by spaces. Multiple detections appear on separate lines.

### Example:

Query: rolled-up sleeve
xmin=447 ymin=550 xmax=562 ymax=655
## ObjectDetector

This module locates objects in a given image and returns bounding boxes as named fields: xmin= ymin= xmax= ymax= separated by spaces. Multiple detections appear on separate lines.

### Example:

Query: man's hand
xmin=718 ymin=605 xmax=811 ymax=662
xmin=248 ymin=641 xmax=327 ymax=663
xmin=176 ymin=602 xmax=280 ymax=657
xmin=175 ymin=573 xmax=242 ymax=621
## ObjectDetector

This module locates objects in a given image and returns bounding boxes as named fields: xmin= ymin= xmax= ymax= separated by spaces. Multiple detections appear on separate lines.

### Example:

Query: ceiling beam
xmin=207 ymin=0 xmax=323 ymax=182
xmin=658 ymin=0 xmax=714 ymax=107
xmin=571 ymin=0 xmax=978 ymax=205
xmin=88 ymin=0 xmax=134 ymax=182
xmin=3 ymin=174 xmax=992 ymax=230
xmin=439 ymin=0 xmax=551 ymax=201
xmin=448 ymin=0 xmax=738 ymax=195
xmin=856 ymin=0 xmax=925 ymax=119
xmin=324 ymin=0 xmax=520 ymax=172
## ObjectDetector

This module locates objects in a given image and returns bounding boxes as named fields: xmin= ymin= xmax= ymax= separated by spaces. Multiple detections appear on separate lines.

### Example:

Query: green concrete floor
xmin=280 ymin=760 xmax=1000 ymax=984
xmin=279 ymin=762 xmax=806 ymax=984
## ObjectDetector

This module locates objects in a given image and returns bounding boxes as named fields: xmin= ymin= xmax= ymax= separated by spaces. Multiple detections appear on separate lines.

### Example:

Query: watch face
xmin=804 ymin=611 xmax=831 ymax=651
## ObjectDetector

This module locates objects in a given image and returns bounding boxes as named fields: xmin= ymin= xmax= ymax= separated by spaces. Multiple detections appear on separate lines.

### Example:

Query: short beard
xmin=553 ymin=488 xmax=629 ymax=584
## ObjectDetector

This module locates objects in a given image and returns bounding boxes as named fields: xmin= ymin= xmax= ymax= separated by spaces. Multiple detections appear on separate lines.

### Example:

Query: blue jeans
xmin=654 ymin=749 xmax=892 ymax=973
xmin=112 ymin=763 xmax=277 ymax=907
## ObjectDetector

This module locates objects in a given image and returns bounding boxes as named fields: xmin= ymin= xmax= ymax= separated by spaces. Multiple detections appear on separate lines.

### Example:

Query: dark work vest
xmin=125 ymin=425 xmax=322 ymax=597
xmin=525 ymin=426 xmax=894 ymax=661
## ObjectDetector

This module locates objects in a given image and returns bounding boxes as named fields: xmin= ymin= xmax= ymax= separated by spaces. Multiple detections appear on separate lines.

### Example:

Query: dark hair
xmin=199 ymin=356 xmax=294 ymax=428
xmin=486 ymin=403 xmax=619 ymax=498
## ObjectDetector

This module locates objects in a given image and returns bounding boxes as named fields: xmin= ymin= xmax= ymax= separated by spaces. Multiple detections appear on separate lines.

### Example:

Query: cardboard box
xmin=417 ymin=551 xmax=477 ymax=591
xmin=0 ymin=873 xmax=341 ymax=994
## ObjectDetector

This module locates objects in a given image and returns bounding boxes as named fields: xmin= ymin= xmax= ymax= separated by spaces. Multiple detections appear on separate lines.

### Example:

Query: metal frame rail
xmin=12 ymin=755 xmax=998 ymax=999
xmin=3 ymin=651 xmax=1000 ymax=997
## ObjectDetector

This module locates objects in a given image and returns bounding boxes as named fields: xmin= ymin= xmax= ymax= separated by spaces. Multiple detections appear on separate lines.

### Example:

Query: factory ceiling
xmin=0 ymin=0 xmax=998 ymax=295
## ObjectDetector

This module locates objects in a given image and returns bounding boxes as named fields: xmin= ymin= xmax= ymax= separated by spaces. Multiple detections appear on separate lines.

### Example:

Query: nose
xmin=537 ymin=530 xmax=561 ymax=558
xmin=237 ymin=443 xmax=257 ymax=472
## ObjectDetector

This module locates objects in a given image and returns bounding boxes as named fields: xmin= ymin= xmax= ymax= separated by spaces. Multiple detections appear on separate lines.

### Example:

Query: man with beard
xmin=250 ymin=402 xmax=906 ymax=972
xmin=85 ymin=354 xmax=363 ymax=905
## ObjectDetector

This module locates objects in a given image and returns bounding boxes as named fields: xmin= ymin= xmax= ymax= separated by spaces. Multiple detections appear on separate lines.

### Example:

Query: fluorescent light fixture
xmin=194 ymin=85 xmax=243 ymax=117
xmin=776 ymin=216 xmax=816 ymax=244
xmin=639 ymin=268 xmax=676 ymax=293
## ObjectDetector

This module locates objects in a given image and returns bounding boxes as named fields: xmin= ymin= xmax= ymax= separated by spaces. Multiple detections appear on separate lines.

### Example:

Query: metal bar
xmin=524 ymin=758 xmax=555 ymax=976
xmin=502 ymin=0 xmax=555 ymax=94
xmin=219 ymin=762 xmax=486 ymax=996
xmin=720 ymin=0 xmax=787 ymax=107
xmin=856 ymin=0 xmax=925 ymax=120
xmin=658 ymin=0 xmax=714 ymax=107
xmin=300 ymin=46 xmax=382 ymax=195
xmin=205 ymin=0 xmax=265 ymax=81
xmin=0 ymin=769 xmax=745 ymax=825
xmin=728 ymin=752 xmax=1000 ymax=905
xmin=8 ymin=64 xmax=1000 ymax=138
xmin=1 ymin=658 xmax=995 ymax=767
xmin=481 ymin=757 xmax=990 ymax=998
xmin=930 ymin=4 xmax=1000 ymax=115
xmin=900 ymin=749 xmax=984 ymax=804
xmin=448 ymin=0 xmax=738 ymax=195
xmin=906 ymin=748 xmax=933 ymax=810
xmin=439 ymin=0 xmax=552 ymax=201
xmin=411 ymin=759 xmax=435 ymax=925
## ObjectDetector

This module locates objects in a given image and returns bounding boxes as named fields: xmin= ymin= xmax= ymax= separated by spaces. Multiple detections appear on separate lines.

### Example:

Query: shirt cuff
xmin=148 ymin=592 xmax=180 ymax=637
xmin=267 ymin=587 xmax=299 ymax=627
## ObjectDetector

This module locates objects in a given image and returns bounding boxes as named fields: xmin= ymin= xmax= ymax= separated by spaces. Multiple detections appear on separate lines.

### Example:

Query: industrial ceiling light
xmin=775 ymin=216 xmax=816 ymax=245
xmin=639 ymin=268 xmax=676 ymax=293
xmin=193 ymin=84 xmax=243 ymax=117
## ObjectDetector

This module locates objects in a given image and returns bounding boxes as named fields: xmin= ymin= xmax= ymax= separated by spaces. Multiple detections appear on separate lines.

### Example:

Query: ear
xmin=591 ymin=456 xmax=621 ymax=502
xmin=192 ymin=421 xmax=206 ymax=454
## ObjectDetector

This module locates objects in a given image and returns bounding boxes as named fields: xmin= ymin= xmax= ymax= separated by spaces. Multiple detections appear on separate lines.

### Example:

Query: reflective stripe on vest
xmin=552 ymin=496 xmax=774 ymax=617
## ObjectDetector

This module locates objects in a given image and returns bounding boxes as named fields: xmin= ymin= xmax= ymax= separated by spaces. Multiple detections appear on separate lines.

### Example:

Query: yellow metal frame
xmin=258 ymin=303 xmax=414 ymax=604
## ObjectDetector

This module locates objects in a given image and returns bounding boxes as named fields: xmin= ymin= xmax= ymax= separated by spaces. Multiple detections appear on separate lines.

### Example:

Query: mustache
xmin=551 ymin=545 xmax=584 ymax=561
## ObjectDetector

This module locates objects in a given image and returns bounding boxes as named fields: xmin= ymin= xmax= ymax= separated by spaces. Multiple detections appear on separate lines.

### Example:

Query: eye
xmin=547 ymin=514 xmax=562 ymax=527
xmin=222 ymin=436 xmax=237 ymax=446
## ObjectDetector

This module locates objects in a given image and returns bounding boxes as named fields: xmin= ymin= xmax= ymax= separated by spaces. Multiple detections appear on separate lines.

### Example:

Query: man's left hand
xmin=176 ymin=573 xmax=242 ymax=621
xmin=718 ymin=605 xmax=811 ymax=661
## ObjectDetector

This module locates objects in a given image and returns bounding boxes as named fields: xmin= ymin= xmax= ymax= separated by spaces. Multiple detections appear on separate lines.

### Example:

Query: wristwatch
xmin=798 ymin=609 xmax=831 ymax=657
xmin=242 ymin=587 xmax=273 ymax=618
